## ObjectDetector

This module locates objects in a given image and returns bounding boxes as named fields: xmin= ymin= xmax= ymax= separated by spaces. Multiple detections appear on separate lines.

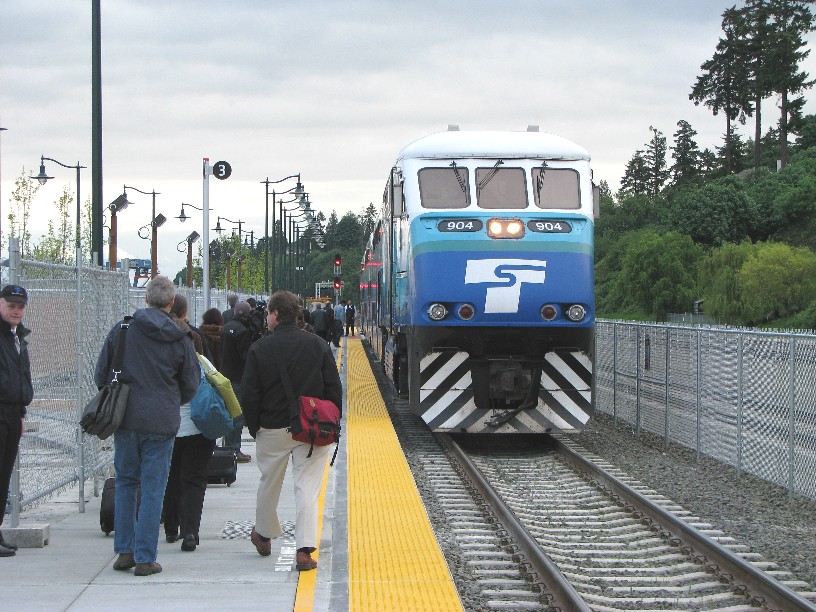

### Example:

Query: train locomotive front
xmin=360 ymin=128 xmax=597 ymax=434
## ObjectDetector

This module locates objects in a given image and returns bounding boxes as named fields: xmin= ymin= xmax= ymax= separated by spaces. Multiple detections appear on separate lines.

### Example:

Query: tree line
xmin=604 ymin=0 xmax=816 ymax=328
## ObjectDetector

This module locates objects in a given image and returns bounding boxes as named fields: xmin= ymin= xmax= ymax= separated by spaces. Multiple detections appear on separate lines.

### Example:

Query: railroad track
xmin=444 ymin=434 xmax=816 ymax=611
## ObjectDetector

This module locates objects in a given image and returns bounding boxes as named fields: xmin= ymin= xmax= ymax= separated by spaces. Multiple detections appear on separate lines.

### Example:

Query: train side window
xmin=476 ymin=167 xmax=527 ymax=209
xmin=531 ymin=167 xmax=580 ymax=209
xmin=418 ymin=167 xmax=470 ymax=209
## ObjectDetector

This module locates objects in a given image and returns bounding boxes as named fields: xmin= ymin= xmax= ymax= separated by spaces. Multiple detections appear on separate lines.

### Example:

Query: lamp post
xmin=261 ymin=174 xmax=303 ymax=294
xmin=176 ymin=202 xmax=211 ymax=288
xmin=279 ymin=201 xmax=310 ymax=292
xmin=30 ymin=154 xmax=86 ymax=512
xmin=177 ymin=231 xmax=200 ymax=288
xmin=214 ymin=216 xmax=244 ymax=292
xmin=31 ymin=156 xmax=87 ymax=265
xmin=107 ymin=193 xmax=129 ymax=271
xmin=124 ymin=185 xmax=161 ymax=278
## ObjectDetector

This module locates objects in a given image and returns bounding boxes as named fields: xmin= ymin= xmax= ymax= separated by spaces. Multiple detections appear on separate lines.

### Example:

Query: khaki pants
xmin=254 ymin=427 xmax=331 ymax=550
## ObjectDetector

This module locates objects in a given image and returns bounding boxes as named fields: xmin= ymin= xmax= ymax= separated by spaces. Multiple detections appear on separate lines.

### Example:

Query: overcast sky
xmin=3 ymin=1 xmax=816 ymax=279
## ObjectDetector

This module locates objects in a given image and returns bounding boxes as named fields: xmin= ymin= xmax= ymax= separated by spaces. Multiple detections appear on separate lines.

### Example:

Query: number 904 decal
xmin=527 ymin=220 xmax=572 ymax=233
xmin=438 ymin=219 xmax=484 ymax=232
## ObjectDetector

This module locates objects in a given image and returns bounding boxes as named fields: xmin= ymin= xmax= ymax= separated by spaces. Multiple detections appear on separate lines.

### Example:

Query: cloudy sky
xmin=2 ymin=1 xmax=816 ymax=278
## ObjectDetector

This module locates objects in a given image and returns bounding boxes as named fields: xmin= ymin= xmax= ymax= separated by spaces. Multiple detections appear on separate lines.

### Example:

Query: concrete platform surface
xmin=0 ymin=438 xmax=340 ymax=611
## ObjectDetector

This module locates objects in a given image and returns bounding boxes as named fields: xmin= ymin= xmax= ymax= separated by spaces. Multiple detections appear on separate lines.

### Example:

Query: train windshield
xmin=532 ymin=167 xmax=580 ymax=209
xmin=476 ymin=166 xmax=527 ymax=209
xmin=418 ymin=167 xmax=470 ymax=209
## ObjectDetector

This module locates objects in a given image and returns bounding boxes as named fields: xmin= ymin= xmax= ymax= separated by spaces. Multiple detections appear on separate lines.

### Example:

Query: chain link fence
xmin=596 ymin=320 xmax=816 ymax=501
xmin=3 ymin=238 xmax=249 ymax=524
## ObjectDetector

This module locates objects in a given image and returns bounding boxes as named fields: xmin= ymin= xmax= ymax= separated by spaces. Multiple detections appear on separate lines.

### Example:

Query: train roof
xmin=397 ymin=130 xmax=591 ymax=162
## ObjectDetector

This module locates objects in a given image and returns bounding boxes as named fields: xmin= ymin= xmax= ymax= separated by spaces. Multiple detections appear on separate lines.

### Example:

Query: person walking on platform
xmin=311 ymin=302 xmax=328 ymax=341
xmin=241 ymin=291 xmax=342 ymax=571
xmin=95 ymin=276 xmax=200 ymax=576
xmin=220 ymin=302 xmax=254 ymax=463
xmin=0 ymin=285 xmax=33 ymax=557
xmin=163 ymin=296 xmax=217 ymax=552
xmin=332 ymin=300 xmax=346 ymax=347
xmin=345 ymin=301 xmax=356 ymax=337
xmin=198 ymin=308 xmax=224 ymax=371
xmin=221 ymin=293 xmax=238 ymax=324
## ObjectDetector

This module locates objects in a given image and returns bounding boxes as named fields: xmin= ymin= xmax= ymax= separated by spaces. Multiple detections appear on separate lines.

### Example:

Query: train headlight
xmin=457 ymin=303 xmax=475 ymax=320
xmin=540 ymin=304 xmax=557 ymax=321
xmin=428 ymin=303 xmax=448 ymax=321
xmin=487 ymin=218 xmax=525 ymax=239
xmin=566 ymin=304 xmax=586 ymax=322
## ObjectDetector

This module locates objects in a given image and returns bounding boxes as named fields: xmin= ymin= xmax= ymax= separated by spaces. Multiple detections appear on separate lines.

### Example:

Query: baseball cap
xmin=1 ymin=285 xmax=28 ymax=304
xmin=234 ymin=302 xmax=251 ymax=316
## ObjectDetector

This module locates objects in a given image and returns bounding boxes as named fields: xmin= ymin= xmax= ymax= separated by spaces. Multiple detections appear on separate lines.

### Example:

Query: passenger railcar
xmin=360 ymin=127 xmax=597 ymax=434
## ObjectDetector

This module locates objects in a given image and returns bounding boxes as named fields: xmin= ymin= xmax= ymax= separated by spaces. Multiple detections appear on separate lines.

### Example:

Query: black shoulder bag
xmin=81 ymin=318 xmax=132 ymax=440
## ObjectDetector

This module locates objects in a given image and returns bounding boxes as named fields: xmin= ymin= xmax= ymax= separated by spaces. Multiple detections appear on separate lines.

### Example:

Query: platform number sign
xmin=213 ymin=161 xmax=232 ymax=180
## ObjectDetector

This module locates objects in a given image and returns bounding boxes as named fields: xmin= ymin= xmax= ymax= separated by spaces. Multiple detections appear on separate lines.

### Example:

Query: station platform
xmin=2 ymin=337 xmax=463 ymax=611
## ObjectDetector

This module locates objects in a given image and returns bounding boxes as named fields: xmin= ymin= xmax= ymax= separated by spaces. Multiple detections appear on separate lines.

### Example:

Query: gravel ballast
xmin=574 ymin=411 xmax=816 ymax=591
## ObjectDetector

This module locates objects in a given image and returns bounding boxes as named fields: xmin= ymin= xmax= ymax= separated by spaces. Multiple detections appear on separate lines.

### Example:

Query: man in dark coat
xmin=241 ymin=290 xmax=342 ymax=570
xmin=220 ymin=301 xmax=254 ymax=462
xmin=94 ymin=275 xmax=200 ymax=576
xmin=0 ymin=285 xmax=33 ymax=556
xmin=311 ymin=303 xmax=329 ymax=341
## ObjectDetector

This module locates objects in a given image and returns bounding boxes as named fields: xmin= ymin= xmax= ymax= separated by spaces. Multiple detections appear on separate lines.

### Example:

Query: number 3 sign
xmin=213 ymin=161 xmax=232 ymax=180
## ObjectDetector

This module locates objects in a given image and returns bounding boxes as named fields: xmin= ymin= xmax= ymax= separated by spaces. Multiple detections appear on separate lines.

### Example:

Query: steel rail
xmin=440 ymin=434 xmax=592 ymax=612
xmin=553 ymin=436 xmax=816 ymax=612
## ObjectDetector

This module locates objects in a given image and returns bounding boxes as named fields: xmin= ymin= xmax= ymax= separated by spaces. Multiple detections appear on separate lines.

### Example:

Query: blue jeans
xmin=113 ymin=429 xmax=175 ymax=564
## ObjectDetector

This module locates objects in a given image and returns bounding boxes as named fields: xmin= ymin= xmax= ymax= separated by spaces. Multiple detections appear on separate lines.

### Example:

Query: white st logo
xmin=464 ymin=259 xmax=547 ymax=313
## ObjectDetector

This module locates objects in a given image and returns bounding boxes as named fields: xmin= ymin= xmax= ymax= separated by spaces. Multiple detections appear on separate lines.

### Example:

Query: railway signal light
xmin=334 ymin=253 xmax=342 ymax=266
xmin=333 ymin=276 xmax=341 ymax=290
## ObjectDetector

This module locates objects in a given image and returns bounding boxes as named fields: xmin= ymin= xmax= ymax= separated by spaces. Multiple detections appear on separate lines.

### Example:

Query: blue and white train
xmin=360 ymin=127 xmax=597 ymax=434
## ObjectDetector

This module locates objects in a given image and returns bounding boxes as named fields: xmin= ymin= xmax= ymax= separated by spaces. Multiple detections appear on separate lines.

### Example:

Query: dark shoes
xmin=180 ymin=534 xmax=197 ymax=552
xmin=113 ymin=553 xmax=135 ymax=571
xmin=0 ymin=544 xmax=15 ymax=557
xmin=165 ymin=533 xmax=179 ymax=543
xmin=250 ymin=527 xmax=271 ymax=557
xmin=134 ymin=562 xmax=162 ymax=576
xmin=236 ymin=451 xmax=252 ymax=463
xmin=295 ymin=551 xmax=317 ymax=571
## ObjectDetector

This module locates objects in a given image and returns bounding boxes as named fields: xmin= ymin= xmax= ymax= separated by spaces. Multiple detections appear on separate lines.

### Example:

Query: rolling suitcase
xmin=207 ymin=446 xmax=238 ymax=486
xmin=100 ymin=477 xmax=116 ymax=535
xmin=99 ymin=477 xmax=141 ymax=535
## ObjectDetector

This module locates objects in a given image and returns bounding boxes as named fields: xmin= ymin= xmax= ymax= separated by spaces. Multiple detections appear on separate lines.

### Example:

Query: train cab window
xmin=532 ymin=167 xmax=580 ymax=209
xmin=418 ymin=167 xmax=470 ymax=209
xmin=476 ymin=167 xmax=528 ymax=209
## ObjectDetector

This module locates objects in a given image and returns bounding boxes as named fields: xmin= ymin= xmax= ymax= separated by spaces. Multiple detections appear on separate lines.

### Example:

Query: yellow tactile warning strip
xmin=293 ymin=462 xmax=330 ymax=611
xmin=345 ymin=338 xmax=463 ymax=611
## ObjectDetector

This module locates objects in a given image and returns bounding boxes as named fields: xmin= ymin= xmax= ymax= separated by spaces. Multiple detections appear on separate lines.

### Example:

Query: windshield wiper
xmin=476 ymin=160 xmax=504 ymax=195
xmin=535 ymin=161 xmax=549 ymax=194
xmin=449 ymin=161 xmax=467 ymax=194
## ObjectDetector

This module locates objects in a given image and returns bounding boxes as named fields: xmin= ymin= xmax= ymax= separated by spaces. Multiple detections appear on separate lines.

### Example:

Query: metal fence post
xmin=8 ymin=238 xmax=21 ymax=527
xmin=788 ymin=337 xmax=797 ymax=501
xmin=636 ymin=325 xmax=641 ymax=435
xmin=696 ymin=329 xmax=702 ymax=462
xmin=612 ymin=323 xmax=618 ymax=423
xmin=664 ymin=327 xmax=670 ymax=450
xmin=737 ymin=333 xmax=744 ymax=478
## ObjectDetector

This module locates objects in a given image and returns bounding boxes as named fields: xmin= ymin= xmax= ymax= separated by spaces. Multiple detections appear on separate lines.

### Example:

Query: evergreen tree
xmin=690 ymin=7 xmax=754 ymax=173
xmin=737 ymin=0 xmax=776 ymax=171
xmin=619 ymin=150 xmax=650 ymax=197
xmin=670 ymin=120 xmax=704 ymax=186
xmin=765 ymin=0 xmax=815 ymax=168
xmin=644 ymin=126 xmax=670 ymax=195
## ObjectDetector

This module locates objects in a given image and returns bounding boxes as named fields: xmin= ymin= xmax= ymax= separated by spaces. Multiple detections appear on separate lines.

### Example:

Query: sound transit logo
xmin=464 ymin=259 xmax=547 ymax=313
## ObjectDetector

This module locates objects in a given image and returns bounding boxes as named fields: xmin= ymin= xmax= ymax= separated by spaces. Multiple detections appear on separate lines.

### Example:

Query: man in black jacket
xmin=0 ymin=285 xmax=33 ymax=557
xmin=241 ymin=291 xmax=342 ymax=571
